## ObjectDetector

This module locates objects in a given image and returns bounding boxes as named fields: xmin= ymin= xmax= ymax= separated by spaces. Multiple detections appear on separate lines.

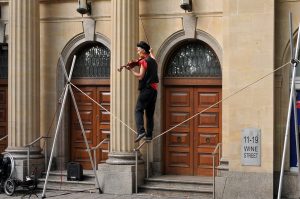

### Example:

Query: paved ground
xmin=0 ymin=190 xmax=212 ymax=199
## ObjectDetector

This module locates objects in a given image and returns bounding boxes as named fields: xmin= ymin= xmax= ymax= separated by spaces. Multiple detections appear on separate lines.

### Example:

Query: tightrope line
xmin=136 ymin=61 xmax=291 ymax=149
xmin=70 ymin=61 xmax=290 ymax=150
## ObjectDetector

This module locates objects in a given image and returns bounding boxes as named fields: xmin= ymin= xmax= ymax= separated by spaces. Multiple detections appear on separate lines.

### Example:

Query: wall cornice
xmin=40 ymin=16 xmax=110 ymax=23
xmin=140 ymin=12 xmax=223 ymax=19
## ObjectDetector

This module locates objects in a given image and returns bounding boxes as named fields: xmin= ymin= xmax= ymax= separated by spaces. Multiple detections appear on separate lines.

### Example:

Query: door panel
xmin=193 ymin=88 xmax=221 ymax=176
xmin=70 ymin=86 xmax=110 ymax=169
xmin=0 ymin=87 xmax=7 ymax=153
xmin=71 ymin=87 xmax=96 ymax=169
xmin=164 ymin=86 xmax=221 ymax=176
xmin=165 ymin=87 xmax=194 ymax=175
xmin=96 ymin=88 xmax=110 ymax=163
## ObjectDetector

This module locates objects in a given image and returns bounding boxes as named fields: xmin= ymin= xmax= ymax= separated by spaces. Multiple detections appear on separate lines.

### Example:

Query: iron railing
xmin=90 ymin=138 xmax=109 ymax=170
xmin=25 ymin=136 xmax=51 ymax=176
xmin=212 ymin=143 xmax=222 ymax=199
xmin=134 ymin=140 xmax=150 ymax=193
xmin=0 ymin=135 xmax=8 ymax=142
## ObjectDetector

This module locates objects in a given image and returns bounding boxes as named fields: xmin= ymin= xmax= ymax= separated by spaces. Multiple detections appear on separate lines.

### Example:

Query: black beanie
xmin=137 ymin=41 xmax=150 ymax=54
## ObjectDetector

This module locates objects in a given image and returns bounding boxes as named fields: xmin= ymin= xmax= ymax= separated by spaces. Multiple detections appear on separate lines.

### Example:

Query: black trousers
xmin=135 ymin=88 xmax=157 ymax=137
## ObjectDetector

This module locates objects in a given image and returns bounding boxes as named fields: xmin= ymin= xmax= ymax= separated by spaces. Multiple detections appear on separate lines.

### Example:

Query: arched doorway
xmin=0 ymin=43 xmax=8 ymax=153
xmin=70 ymin=42 xmax=111 ymax=169
xmin=163 ymin=40 xmax=222 ymax=176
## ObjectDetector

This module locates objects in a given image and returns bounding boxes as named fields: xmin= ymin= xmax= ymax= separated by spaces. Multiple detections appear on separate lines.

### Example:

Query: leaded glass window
xmin=0 ymin=44 xmax=8 ymax=79
xmin=165 ymin=41 xmax=221 ymax=77
xmin=73 ymin=43 xmax=110 ymax=78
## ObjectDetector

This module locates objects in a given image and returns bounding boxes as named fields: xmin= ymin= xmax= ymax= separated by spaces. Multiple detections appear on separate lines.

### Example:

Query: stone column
xmin=97 ymin=0 xmax=144 ymax=194
xmin=107 ymin=0 xmax=139 ymax=164
xmin=7 ymin=0 xmax=42 ymax=178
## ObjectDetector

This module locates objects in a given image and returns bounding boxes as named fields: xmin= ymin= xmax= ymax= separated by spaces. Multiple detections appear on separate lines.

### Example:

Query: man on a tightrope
xmin=126 ymin=41 xmax=159 ymax=142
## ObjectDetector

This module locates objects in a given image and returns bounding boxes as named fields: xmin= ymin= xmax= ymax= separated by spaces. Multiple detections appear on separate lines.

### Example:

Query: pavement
xmin=0 ymin=189 xmax=212 ymax=199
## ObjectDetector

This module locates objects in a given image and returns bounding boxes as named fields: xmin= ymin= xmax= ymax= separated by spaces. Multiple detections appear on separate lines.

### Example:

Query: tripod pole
xmin=277 ymin=23 xmax=300 ymax=199
xmin=42 ymin=84 xmax=69 ymax=198
xmin=68 ymin=86 xmax=102 ymax=193
xmin=42 ymin=55 xmax=76 ymax=198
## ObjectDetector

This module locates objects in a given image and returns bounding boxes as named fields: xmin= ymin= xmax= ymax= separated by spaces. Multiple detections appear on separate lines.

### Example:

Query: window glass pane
xmin=165 ymin=41 xmax=221 ymax=77
xmin=0 ymin=44 xmax=8 ymax=79
xmin=73 ymin=43 xmax=110 ymax=78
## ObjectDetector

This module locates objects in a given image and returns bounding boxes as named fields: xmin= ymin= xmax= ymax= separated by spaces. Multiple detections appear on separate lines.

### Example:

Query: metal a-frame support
xmin=277 ymin=12 xmax=300 ymax=199
xmin=41 ymin=55 xmax=102 ymax=198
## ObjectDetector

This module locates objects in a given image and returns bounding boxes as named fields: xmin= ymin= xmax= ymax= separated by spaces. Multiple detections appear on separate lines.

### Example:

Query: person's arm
xmin=130 ymin=66 xmax=146 ymax=80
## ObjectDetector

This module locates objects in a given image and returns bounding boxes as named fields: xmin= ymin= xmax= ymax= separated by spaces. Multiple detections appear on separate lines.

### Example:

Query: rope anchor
xmin=291 ymin=58 xmax=300 ymax=65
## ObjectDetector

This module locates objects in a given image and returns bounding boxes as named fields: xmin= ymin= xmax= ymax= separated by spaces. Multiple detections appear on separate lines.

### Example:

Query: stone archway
xmin=162 ymin=40 xmax=222 ymax=176
xmin=54 ymin=29 xmax=111 ymax=169
xmin=152 ymin=15 xmax=223 ymax=175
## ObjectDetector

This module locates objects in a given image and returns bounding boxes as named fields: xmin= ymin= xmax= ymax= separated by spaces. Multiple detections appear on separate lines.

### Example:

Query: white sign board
xmin=241 ymin=128 xmax=261 ymax=166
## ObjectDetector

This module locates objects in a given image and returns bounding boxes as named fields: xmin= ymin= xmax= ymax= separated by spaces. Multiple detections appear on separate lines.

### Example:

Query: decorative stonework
xmin=183 ymin=14 xmax=197 ymax=38
xmin=83 ymin=18 xmax=96 ymax=41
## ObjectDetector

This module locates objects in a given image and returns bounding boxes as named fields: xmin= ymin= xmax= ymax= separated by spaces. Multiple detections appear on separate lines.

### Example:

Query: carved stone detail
xmin=83 ymin=18 xmax=96 ymax=41
xmin=183 ymin=14 xmax=197 ymax=39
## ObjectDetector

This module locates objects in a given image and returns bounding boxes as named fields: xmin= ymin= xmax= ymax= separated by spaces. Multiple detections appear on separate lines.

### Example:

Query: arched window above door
xmin=165 ymin=41 xmax=221 ymax=77
xmin=73 ymin=43 xmax=110 ymax=78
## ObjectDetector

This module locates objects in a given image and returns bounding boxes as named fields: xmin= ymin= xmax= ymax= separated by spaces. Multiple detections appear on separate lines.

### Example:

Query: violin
xmin=117 ymin=58 xmax=143 ymax=72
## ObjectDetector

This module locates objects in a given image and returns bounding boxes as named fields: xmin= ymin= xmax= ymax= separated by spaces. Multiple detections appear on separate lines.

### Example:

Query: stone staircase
xmin=37 ymin=170 xmax=99 ymax=193
xmin=139 ymin=175 xmax=213 ymax=198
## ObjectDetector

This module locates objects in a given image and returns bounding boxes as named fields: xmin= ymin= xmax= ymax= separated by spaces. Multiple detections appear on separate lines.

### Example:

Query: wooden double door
xmin=164 ymin=86 xmax=221 ymax=176
xmin=70 ymin=86 xmax=110 ymax=169
xmin=0 ymin=86 xmax=7 ymax=153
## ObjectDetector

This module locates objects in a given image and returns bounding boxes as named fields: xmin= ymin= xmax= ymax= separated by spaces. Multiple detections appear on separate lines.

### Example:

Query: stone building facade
xmin=0 ymin=0 xmax=299 ymax=198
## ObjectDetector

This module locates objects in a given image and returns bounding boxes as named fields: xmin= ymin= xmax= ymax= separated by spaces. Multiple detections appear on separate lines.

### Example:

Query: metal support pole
xmin=69 ymin=86 xmax=102 ymax=193
xmin=218 ymin=144 xmax=221 ymax=176
xmin=42 ymin=56 xmax=77 ymax=198
xmin=292 ymin=90 xmax=300 ymax=167
xmin=277 ymin=23 xmax=300 ymax=199
xmin=27 ymin=146 xmax=30 ymax=176
xmin=213 ymin=154 xmax=215 ymax=199
xmin=135 ymin=150 xmax=138 ymax=193
xmin=42 ymin=84 xmax=69 ymax=198
xmin=94 ymin=150 xmax=97 ymax=170
xmin=289 ymin=12 xmax=300 ymax=171
xmin=44 ymin=140 xmax=47 ymax=172
xmin=146 ymin=143 xmax=149 ymax=179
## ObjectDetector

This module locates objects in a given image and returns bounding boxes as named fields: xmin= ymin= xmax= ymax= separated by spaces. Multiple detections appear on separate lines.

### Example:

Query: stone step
xmin=140 ymin=184 xmax=212 ymax=193
xmin=139 ymin=175 xmax=213 ymax=197
xmin=38 ymin=179 xmax=97 ymax=193
xmin=144 ymin=177 xmax=212 ymax=190
xmin=41 ymin=170 xmax=96 ymax=177
xmin=40 ymin=174 xmax=95 ymax=182
xmin=145 ymin=176 xmax=213 ymax=185
xmin=38 ymin=170 xmax=97 ymax=192
xmin=139 ymin=185 xmax=212 ymax=198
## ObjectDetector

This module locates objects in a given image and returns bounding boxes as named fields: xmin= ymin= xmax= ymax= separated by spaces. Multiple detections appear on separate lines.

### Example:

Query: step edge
xmin=41 ymin=172 xmax=96 ymax=177
xmin=139 ymin=185 xmax=213 ymax=193
xmin=38 ymin=179 xmax=95 ymax=185
xmin=36 ymin=186 xmax=98 ymax=192
xmin=145 ymin=178 xmax=213 ymax=185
